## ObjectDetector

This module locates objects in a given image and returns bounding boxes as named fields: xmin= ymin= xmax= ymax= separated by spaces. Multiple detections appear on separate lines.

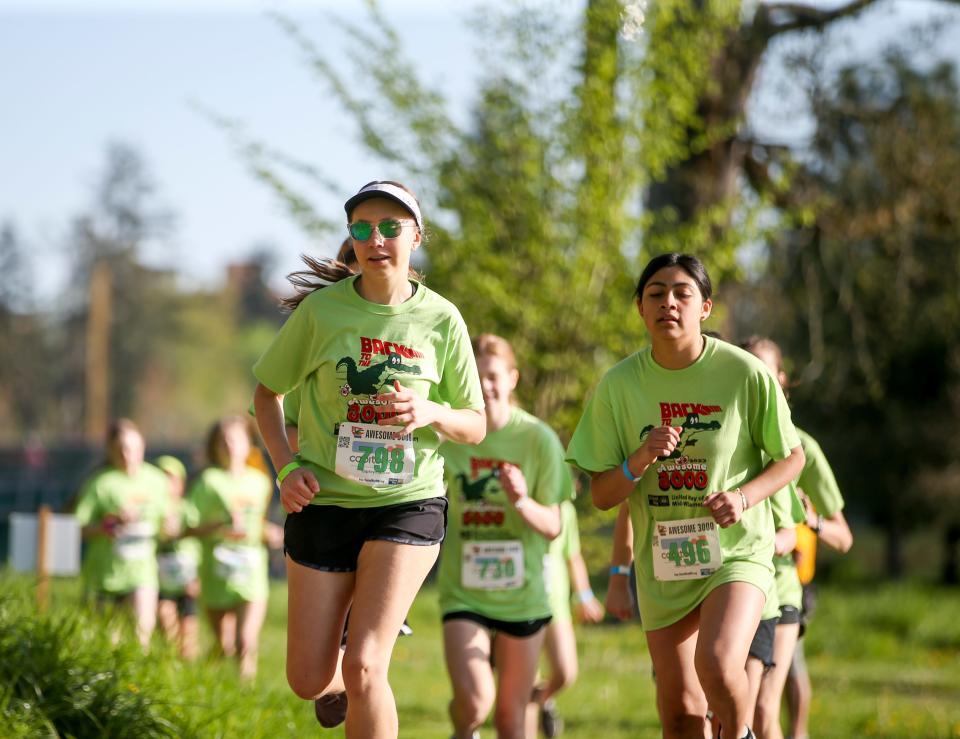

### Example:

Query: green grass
xmin=2 ymin=574 xmax=959 ymax=738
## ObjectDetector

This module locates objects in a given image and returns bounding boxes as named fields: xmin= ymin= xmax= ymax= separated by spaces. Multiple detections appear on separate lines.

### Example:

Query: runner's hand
xmin=498 ymin=462 xmax=529 ymax=506
xmin=605 ymin=575 xmax=635 ymax=621
xmin=635 ymin=425 xmax=682 ymax=467
xmin=703 ymin=491 xmax=742 ymax=528
xmin=774 ymin=526 xmax=797 ymax=556
xmin=264 ymin=521 xmax=284 ymax=550
xmin=576 ymin=596 xmax=605 ymax=624
xmin=100 ymin=513 xmax=123 ymax=538
xmin=376 ymin=381 xmax=438 ymax=437
xmin=223 ymin=526 xmax=247 ymax=541
xmin=281 ymin=467 xmax=319 ymax=514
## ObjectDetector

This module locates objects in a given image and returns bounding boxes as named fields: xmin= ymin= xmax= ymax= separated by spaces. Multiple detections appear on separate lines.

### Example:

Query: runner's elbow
xmin=590 ymin=486 xmax=617 ymax=511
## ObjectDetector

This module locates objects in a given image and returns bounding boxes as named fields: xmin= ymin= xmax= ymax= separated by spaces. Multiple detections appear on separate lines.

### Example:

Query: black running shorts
xmin=159 ymin=592 xmax=198 ymax=617
xmin=749 ymin=616 xmax=777 ymax=668
xmin=778 ymin=604 xmax=802 ymax=625
xmin=442 ymin=610 xmax=552 ymax=639
xmin=284 ymin=496 xmax=447 ymax=572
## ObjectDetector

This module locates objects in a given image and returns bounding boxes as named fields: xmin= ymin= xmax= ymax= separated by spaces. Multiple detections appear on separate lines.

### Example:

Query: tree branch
xmin=764 ymin=0 xmax=880 ymax=37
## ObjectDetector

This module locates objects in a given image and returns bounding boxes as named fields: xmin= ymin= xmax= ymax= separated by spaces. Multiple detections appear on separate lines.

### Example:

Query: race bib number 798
xmin=335 ymin=422 xmax=415 ymax=486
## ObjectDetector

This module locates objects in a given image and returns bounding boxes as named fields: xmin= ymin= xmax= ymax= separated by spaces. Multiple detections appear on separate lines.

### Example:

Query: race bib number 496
xmin=651 ymin=516 xmax=722 ymax=582
xmin=335 ymin=422 xmax=415 ymax=487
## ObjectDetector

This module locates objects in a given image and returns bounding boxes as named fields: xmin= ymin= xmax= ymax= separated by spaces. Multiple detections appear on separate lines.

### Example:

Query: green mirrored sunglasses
xmin=348 ymin=219 xmax=415 ymax=241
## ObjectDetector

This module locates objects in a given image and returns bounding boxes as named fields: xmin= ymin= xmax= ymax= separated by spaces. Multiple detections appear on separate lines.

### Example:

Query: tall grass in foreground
xmin=1 ymin=573 xmax=958 ymax=737
xmin=0 ymin=580 xmax=240 ymax=737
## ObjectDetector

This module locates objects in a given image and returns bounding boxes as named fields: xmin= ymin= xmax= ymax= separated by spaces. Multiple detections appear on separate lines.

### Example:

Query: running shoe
xmin=540 ymin=698 xmax=563 ymax=738
xmin=314 ymin=691 xmax=348 ymax=728
xmin=399 ymin=619 xmax=413 ymax=636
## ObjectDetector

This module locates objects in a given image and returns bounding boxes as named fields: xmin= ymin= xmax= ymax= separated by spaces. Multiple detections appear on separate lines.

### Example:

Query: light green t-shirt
xmin=796 ymin=427 xmax=845 ymax=517
xmin=283 ymin=386 xmax=302 ymax=426
xmin=769 ymin=481 xmax=805 ymax=615
xmin=186 ymin=467 xmax=272 ymax=609
xmin=157 ymin=498 xmax=201 ymax=597
xmin=74 ymin=464 xmax=170 ymax=595
xmin=438 ymin=406 xmax=573 ymax=622
xmin=548 ymin=500 xmax=581 ymax=623
xmin=253 ymin=276 xmax=484 ymax=508
xmin=565 ymin=337 xmax=801 ymax=631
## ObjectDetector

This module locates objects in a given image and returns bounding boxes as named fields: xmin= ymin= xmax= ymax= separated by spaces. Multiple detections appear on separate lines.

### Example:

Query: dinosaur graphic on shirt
xmin=336 ymin=353 xmax=421 ymax=396
xmin=456 ymin=470 xmax=501 ymax=502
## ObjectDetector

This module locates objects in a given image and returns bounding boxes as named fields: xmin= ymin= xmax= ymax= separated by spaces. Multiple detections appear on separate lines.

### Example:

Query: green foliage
xmin=741 ymin=48 xmax=960 ymax=562
xmin=0 ymin=143 xmax=287 ymax=444
xmin=241 ymin=1 xmax=658 ymax=435
xmin=238 ymin=1 xmax=808 ymax=432
xmin=0 ymin=222 xmax=56 ymax=438
xmin=3 ymin=571 xmax=959 ymax=737
xmin=637 ymin=0 xmax=742 ymax=181
xmin=0 ymin=581 xmax=196 ymax=737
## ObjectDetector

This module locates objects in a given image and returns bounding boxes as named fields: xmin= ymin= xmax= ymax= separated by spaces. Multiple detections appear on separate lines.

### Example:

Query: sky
xmin=1 ymin=0 xmax=957 ymax=301
xmin=0 ymin=0 xmax=490 ymax=299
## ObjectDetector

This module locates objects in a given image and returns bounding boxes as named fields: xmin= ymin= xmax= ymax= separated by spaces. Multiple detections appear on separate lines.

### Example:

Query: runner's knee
xmin=554 ymin=660 xmax=578 ymax=690
xmin=342 ymin=649 xmax=389 ymax=693
xmin=454 ymin=689 xmax=495 ymax=729
xmin=286 ymin=663 xmax=336 ymax=700
xmin=694 ymin=650 xmax=741 ymax=697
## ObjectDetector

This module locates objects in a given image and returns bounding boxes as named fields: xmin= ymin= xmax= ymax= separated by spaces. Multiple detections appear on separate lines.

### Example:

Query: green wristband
xmin=275 ymin=460 xmax=301 ymax=486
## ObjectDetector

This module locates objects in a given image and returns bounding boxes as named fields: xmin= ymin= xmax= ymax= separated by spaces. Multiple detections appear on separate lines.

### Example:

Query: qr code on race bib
xmin=337 ymin=437 xmax=350 ymax=449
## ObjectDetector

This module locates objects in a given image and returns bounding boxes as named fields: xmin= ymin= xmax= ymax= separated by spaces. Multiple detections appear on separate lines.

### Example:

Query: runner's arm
xmin=377 ymin=381 xmax=485 ymax=444
xmin=590 ymin=426 xmax=681 ymax=510
xmin=500 ymin=462 xmax=560 ymax=539
xmin=568 ymin=550 xmax=604 ymax=623
xmin=809 ymin=509 xmax=853 ymax=553
xmin=704 ymin=445 xmax=806 ymax=527
xmin=605 ymin=502 xmax=635 ymax=621
xmin=253 ymin=383 xmax=319 ymax=514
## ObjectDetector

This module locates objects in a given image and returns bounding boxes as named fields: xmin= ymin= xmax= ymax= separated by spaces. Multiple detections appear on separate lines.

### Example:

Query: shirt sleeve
xmin=532 ymin=425 xmax=575 ymax=507
xmin=565 ymin=376 xmax=625 ymax=473
xmin=283 ymin=386 xmax=303 ymax=427
xmin=749 ymin=369 xmax=801 ymax=462
xmin=73 ymin=474 xmax=101 ymax=526
xmin=253 ymin=298 xmax=323 ymax=395
xmin=187 ymin=474 xmax=228 ymax=527
xmin=798 ymin=433 xmax=845 ymax=517
xmin=149 ymin=466 xmax=171 ymax=524
xmin=561 ymin=501 xmax=581 ymax=559
xmin=434 ymin=311 xmax=484 ymax=411
xmin=770 ymin=481 xmax=805 ymax=528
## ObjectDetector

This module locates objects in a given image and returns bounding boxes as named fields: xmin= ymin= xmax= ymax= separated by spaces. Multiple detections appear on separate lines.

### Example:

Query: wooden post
xmin=37 ymin=505 xmax=51 ymax=612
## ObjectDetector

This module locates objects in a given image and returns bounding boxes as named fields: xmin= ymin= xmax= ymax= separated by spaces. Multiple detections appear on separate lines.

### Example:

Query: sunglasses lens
xmin=349 ymin=222 xmax=373 ymax=240
xmin=379 ymin=220 xmax=402 ymax=238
